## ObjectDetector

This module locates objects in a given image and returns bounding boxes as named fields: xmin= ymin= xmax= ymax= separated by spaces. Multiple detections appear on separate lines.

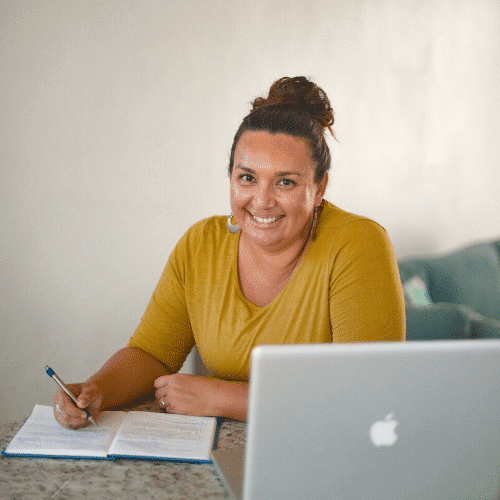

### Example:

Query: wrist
xmin=81 ymin=379 xmax=107 ymax=410
xmin=211 ymin=379 xmax=248 ymax=421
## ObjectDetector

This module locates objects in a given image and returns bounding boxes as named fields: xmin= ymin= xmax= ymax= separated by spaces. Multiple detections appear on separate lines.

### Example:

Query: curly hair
xmin=228 ymin=76 xmax=336 ymax=183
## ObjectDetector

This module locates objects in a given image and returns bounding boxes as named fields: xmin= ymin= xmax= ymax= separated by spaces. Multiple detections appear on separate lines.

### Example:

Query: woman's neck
xmin=237 ymin=209 xmax=319 ymax=306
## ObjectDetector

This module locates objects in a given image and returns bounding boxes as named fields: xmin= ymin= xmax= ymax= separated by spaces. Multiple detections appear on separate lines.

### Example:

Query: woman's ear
xmin=315 ymin=172 xmax=328 ymax=204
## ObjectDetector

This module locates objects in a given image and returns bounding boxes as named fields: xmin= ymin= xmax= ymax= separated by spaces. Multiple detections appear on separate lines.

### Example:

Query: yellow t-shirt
xmin=128 ymin=200 xmax=406 ymax=381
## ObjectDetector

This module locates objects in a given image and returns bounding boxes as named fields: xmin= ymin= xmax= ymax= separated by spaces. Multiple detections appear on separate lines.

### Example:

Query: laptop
xmin=212 ymin=340 xmax=500 ymax=500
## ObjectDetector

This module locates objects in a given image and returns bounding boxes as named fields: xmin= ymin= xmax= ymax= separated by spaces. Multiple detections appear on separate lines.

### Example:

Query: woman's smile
xmin=248 ymin=211 xmax=285 ymax=225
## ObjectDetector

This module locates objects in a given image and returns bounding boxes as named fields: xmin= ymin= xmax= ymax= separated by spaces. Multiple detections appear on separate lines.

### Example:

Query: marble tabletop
xmin=0 ymin=399 xmax=246 ymax=499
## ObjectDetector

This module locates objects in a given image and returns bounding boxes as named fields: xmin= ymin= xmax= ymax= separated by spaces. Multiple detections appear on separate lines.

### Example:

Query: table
xmin=0 ymin=399 xmax=246 ymax=499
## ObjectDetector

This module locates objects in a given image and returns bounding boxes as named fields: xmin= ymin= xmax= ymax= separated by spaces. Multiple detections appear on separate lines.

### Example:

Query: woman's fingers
xmin=52 ymin=383 xmax=102 ymax=429
xmin=154 ymin=373 xmax=217 ymax=416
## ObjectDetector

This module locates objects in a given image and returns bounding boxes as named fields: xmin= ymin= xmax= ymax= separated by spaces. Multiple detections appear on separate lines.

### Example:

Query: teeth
xmin=253 ymin=215 xmax=281 ymax=224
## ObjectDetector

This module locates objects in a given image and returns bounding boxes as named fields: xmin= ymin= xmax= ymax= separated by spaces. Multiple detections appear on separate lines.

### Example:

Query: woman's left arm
xmin=329 ymin=219 xmax=406 ymax=342
xmin=154 ymin=374 xmax=249 ymax=421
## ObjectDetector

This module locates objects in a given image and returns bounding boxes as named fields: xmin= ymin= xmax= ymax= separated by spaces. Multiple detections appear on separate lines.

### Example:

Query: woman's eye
xmin=278 ymin=178 xmax=296 ymax=187
xmin=239 ymin=174 xmax=255 ymax=183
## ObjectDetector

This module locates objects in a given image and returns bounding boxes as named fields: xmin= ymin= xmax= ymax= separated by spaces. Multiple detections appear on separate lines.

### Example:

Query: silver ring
xmin=160 ymin=397 xmax=165 ymax=407
xmin=55 ymin=403 xmax=63 ymax=414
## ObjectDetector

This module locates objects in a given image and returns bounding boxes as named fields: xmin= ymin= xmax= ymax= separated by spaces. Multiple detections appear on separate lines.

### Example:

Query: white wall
xmin=1 ymin=0 xmax=499 ymax=424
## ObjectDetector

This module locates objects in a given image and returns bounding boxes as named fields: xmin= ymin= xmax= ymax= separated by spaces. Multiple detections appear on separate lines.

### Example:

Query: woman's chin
xmin=242 ymin=224 xmax=287 ymax=249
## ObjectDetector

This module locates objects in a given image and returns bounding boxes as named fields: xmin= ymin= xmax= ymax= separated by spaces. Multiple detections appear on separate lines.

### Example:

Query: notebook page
xmin=108 ymin=411 xmax=217 ymax=460
xmin=4 ymin=404 xmax=126 ymax=457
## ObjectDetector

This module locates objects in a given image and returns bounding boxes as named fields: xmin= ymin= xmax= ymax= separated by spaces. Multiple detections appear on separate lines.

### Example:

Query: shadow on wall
xmin=394 ymin=226 xmax=442 ymax=261
xmin=194 ymin=347 xmax=210 ymax=376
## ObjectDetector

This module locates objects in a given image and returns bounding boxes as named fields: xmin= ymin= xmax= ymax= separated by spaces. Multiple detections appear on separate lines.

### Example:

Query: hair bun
xmin=252 ymin=76 xmax=335 ymax=135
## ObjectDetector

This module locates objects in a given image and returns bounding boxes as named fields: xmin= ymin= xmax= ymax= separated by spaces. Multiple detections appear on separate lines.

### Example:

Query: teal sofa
xmin=398 ymin=240 xmax=500 ymax=340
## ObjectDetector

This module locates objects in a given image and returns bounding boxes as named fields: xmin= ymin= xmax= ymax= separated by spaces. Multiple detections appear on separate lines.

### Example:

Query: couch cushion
xmin=400 ymin=242 xmax=500 ymax=321
xmin=425 ymin=243 xmax=500 ymax=321
xmin=402 ymin=276 xmax=432 ymax=307
xmin=398 ymin=259 xmax=428 ymax=284
xmin=405 ymin=303 xmax=470 ymax=341
xmin=405 ymin=302 xmax=500 ymax=341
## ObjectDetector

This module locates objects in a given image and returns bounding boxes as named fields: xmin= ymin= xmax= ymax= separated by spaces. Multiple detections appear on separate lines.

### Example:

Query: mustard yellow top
xmin=128 ymin=200 xmax=406 ymax=381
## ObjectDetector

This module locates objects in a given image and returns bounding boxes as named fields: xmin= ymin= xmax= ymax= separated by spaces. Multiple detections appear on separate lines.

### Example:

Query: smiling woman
xmin=51 ymin=77 xmax=405 ymax=429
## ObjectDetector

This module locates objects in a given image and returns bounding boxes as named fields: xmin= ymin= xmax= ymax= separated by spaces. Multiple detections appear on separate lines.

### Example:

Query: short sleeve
xmin=329 ymin=219 xmax=406 ymax=342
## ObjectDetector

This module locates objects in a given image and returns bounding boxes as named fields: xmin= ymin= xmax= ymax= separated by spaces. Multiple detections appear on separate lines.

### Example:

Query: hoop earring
xmin=227 ymin=214 xmax=241 ymax=234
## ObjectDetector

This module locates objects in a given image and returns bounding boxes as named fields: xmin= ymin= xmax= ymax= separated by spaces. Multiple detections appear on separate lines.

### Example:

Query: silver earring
xmin=227 ymin=214 xmax=241 ymax=234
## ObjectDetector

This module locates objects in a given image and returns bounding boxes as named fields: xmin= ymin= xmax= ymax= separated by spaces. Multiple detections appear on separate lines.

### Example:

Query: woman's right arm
xmin=54 ymin=222 xmax=204 ymax=429
xmin=52 ymin=346 xmax=169 ymax=429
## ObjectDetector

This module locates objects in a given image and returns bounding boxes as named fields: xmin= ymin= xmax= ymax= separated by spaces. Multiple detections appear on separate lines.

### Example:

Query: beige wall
xmin=1 ymin=0 xmax=499 ymax=424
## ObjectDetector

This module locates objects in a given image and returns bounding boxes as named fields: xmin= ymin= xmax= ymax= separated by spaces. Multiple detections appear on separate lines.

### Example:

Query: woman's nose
xmin=254 ymin=182 xmax=275 ymax=208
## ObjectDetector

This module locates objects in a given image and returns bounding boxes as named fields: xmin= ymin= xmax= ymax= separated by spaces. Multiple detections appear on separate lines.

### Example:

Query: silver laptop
xmin=212 ymin=340 xmax=500 ymax=500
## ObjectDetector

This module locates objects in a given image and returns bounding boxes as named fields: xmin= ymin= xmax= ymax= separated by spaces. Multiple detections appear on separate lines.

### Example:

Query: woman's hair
xmin=228 ymin=76 xmax=335 ymax=183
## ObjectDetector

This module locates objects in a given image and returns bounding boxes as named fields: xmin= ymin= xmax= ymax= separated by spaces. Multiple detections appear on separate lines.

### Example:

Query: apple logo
xmin=369 ymin=413 xmax=398 ymax=447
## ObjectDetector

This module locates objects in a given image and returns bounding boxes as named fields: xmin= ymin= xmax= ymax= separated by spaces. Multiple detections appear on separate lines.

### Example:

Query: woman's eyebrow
xmin=235 ymin=165 xmax=255 ymax=173
xmin=235 ymin=165 xmax=302 ymax=177
xmin=276 ymin=171 xmax=302 ymax=177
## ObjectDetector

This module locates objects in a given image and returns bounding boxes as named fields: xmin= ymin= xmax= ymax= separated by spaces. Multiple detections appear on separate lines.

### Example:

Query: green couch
xmin=398 ymin=240 xmax=500 ymax=340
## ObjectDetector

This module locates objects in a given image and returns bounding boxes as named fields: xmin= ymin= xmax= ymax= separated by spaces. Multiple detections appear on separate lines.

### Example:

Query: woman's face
xmin=230 ymin=130 xmax=328 ymax=252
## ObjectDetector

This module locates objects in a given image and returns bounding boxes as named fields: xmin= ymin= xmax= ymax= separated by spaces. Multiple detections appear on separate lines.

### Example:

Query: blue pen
xmin=45 ymin=366 xmax=97 ymax=425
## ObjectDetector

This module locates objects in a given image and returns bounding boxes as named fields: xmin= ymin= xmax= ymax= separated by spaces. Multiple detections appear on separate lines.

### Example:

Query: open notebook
xmin=3 ymin=405 xmax=218 ymax=462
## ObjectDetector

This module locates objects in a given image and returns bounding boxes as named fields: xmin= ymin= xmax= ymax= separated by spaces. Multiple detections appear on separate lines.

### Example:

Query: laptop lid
xmin=236 ymin=340 xmax=500 ymax=500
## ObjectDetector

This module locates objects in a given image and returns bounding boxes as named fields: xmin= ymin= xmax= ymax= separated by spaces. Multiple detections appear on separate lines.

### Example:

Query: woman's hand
xmin=154 ymin=374 xmax=248 ymax=421
xmin=154 ymin=374 xmax=219 ymax=416
xmin=52 ymin=382 xmax=103 ymax=429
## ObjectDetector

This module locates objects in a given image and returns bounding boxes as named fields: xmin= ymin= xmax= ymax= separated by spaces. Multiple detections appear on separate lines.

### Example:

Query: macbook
xmin=213 ymin=340 xmax=500 ymax=499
